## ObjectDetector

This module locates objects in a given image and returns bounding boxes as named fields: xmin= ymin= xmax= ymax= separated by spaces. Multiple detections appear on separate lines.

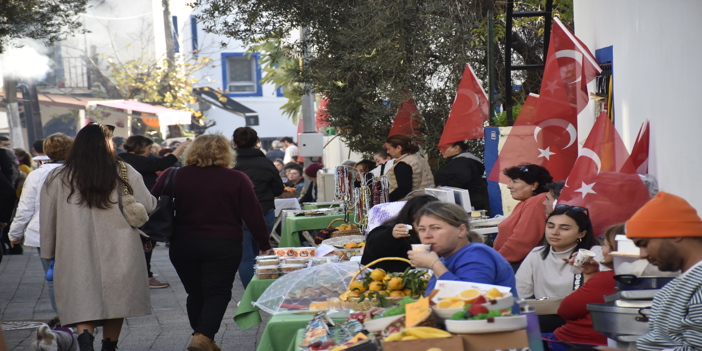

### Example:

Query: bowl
xmin=433 ymin=292 xmax=514 ymax=320
xmin=445 ymin=315 xmax=527 ymax=334
xmin=363 ymin=314 xmax=405 ymax=333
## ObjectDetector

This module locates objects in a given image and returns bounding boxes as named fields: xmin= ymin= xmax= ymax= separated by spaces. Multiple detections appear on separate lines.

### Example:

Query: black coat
xmin=434 ymin=152 xmax=487 ymax=211
xmin=360 ymin=225 xmax=413 ymax=273
xmin=119 ymin=153 xmax=178 ymax=190
xmin=234 ymin=148 xmax=285 ymax=214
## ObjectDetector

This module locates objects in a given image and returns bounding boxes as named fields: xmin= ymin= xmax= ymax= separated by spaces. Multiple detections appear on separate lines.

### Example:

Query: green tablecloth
xmin=257 ymin=314 xmax=347 ymax=351
xmin=233 ymin=277 xmax=276 ymax=330
xmin=279 ymin=214 xmax=345 ymax=247
xmin=302 ymin=202 xmax=342 ymax=210
xmin=287 ymin=329 xmax=306 ymax=351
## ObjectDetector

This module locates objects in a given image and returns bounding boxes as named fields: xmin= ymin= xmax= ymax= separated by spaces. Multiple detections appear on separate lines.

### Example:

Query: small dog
xmin=31 ymin=323 xmax=78 ymax=351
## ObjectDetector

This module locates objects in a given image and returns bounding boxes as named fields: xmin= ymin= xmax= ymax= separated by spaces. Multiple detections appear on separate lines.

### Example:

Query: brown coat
xmin=40 ymin=163 xmax=157 ymax=326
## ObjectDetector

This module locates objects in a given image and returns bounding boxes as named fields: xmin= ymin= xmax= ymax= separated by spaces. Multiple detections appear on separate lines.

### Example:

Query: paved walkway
xmin=0 ymin=244 xmax=271 ymax=350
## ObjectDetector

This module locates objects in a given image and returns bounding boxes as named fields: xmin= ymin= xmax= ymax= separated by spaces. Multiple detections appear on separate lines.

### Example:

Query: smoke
xmin=0 ymin=39 xmax=52 ymax=80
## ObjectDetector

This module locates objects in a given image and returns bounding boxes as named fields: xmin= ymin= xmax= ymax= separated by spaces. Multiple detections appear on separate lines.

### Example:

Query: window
xmin=222 ymin=53 xmax=262 ymax=97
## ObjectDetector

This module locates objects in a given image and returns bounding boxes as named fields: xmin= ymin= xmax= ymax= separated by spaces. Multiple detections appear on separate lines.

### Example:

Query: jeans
xmin=238 ymin=208 xmax=275 ymax=289
xmin=37 ymin=248 xmax=57 ymax=313
xmin=169 ymin=237 xmax=242 ymax=339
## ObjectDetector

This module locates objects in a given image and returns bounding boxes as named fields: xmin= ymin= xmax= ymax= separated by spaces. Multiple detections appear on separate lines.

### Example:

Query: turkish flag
xmin=487 ymin=19 xmax=601 ymax=183
xmin=627 ymin=120 xmax=650 ymax=174
xmin=315 ymin=96 xmax=330 ymax=131
xmin=438 ymin=64 xmax=489 ymax=152
xmin=557 ymin=113 xmax=650 ymax=237
xmin=388 ymin=97 xmax=422 ymax=137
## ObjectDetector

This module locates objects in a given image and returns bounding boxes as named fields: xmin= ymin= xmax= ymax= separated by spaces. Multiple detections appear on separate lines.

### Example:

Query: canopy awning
xmin=87 ymin=100 xmax=192 ymax=126
xmin=192 ymin=87 xmax=258 ymax=119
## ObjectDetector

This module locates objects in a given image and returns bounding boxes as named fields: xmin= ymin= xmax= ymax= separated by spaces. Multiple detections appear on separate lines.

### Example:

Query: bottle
xmin=519 ymin=299 xmax=545 ymax=351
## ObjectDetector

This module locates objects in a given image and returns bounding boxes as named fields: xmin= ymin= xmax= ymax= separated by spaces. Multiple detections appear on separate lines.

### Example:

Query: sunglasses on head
xmin=554 ymin=204 xmax=589 ymax=214
xmin=519 ymin=165 xmax=529 ymax=172
xmin=88 ymin=122 xmax=115 ymax=132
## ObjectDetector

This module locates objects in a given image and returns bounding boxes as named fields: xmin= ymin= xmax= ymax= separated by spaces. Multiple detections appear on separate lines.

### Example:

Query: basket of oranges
xmin=328 ymin=218 xmax=362 ymax=238
xmin=339 ymin=257 xmax=428 ymax=312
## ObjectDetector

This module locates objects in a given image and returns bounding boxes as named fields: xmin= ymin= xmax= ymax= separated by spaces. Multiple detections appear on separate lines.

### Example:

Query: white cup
xmin=411 ymin=244 xmax=431 ymax=252
xmin=571 ymin=248 xmax=596 ymax=274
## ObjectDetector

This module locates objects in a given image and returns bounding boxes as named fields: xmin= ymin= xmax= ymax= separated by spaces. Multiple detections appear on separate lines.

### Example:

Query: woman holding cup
xmin=407 ymin=202 xmax=516 ymax=295
xmin=361 ymin=195 xmax=438 ymax=272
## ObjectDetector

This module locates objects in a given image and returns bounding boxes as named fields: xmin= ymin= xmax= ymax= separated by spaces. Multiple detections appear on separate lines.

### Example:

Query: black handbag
xmin=141 ymin=167 xmax=179 ymax=242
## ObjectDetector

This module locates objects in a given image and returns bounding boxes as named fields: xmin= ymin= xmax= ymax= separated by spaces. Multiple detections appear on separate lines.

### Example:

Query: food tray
xmin=445 ymin=315 xmax=527 ymax=334
xmin=433 ymin=292 xmax=514 ymax=320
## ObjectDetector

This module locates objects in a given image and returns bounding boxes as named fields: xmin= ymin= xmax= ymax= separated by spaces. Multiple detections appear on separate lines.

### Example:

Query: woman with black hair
xmin=41 ymin=123 xmax=157 ymax=351
xmin=232 ymin=127 xmax=284 ymax=288
xmin=360 ymin=195 xmax=439 ymax=272
xmin=384 ymin=134 xmax=434 ymax=201
xmin=120 ymin=134 xmax=191 ymax=289
xmin=493 ymin=163 xmax=553 ymax=271
xmin=434 ymin=141 xmax=487 ymax=211
xmin=515 ymin=204 xmax=602 ymax=299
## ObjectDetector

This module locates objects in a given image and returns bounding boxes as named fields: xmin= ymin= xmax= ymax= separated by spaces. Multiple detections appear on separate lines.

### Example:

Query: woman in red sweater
xmin=542 ymin=223 xmax=622 ymax=350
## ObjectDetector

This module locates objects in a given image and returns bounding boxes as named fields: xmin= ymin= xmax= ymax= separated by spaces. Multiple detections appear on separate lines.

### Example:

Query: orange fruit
xmin=357 ymin=242 xmax=366 ymax=248
xmin=344 ymin=242 xmax=358 ymax=249
xmin=459 ymin=289 xmax=481 ymax=303
xmin=387 ymin=277 xmax=404 ymax=290
xmin=449 ymin=300 xmax=466 ymax=309
xmin=486 ymin=288 xmax=503 ymax=300
xmin=436 ymin=300 xmax=455 ymax=309
xmin=349 ymin=280 xmax=367 ymax=293
xmin=369 ymin=281 xmax=385 ymax=291
xmin=370 ymin=269 xmax=387 ymax=282
xmin=403 ymin=288 xmax=412 ymax=296
xmin=389 ymin=290 xmax=405 ymax=297
xmin=348 ymin=290 xmax=361 ymax=297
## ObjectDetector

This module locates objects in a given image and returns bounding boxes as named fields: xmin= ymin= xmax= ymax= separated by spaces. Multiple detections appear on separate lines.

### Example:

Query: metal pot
xmin=588 ymin=303 xmax=651 ymax=336
xmin=614 ymin=274 xmax=674 ymax=290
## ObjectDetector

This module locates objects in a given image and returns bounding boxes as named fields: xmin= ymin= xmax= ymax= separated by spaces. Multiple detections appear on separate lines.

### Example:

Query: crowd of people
xmin=2 ymin=128 xmax=702 ymax=351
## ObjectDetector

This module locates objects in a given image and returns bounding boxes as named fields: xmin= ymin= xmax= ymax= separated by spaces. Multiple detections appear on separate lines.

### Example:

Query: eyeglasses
xmin=554 ymin=204 xmax=589 ymax=214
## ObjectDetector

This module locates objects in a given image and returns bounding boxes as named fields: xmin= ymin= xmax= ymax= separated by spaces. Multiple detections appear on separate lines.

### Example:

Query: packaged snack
xmin=283 ymin=258 xmax=310 ymax=265
xmin=294 ymin=247 xmax=316 ymax=258
xmin=257 ymin=259 xmax=280 ymax=266
xmin=281 ymin=263 xmax=306 ymax=273
xmin=275 ymin=247 xmax=297 ymax=257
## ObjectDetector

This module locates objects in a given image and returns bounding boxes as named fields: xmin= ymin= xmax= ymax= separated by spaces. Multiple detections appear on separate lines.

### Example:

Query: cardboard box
xmin=381 ymin=335 xmax=464 ymax=351
xmin=461 ymin=329 xmax=529 ymax=351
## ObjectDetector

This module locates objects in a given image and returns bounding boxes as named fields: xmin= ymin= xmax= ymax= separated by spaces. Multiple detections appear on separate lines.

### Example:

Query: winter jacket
xmin=234 ymin=148 xmax=285 ymax=214
xmin=119 ymin=153 xmax=178 ymax=190
xmin=434 ymin=151 xmax=487 ymax=210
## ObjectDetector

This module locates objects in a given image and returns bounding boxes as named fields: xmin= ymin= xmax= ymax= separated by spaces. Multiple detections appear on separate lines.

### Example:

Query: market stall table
xmin=270 ymin=199 xmax=303 ymax=243
xmin=279 ymin=213 xmax=345 ymax=247
xmin=233 ymin=277 xmax=276 ymax=330
xmin=257 ymin=313 xmax=347 ymax=351
xmin=302 ymin=201 xmax=342 ymax=210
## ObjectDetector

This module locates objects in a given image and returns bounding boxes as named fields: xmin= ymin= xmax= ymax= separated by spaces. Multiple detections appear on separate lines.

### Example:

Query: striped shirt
xmin=638 ymin=261 xmax=702 ymax=351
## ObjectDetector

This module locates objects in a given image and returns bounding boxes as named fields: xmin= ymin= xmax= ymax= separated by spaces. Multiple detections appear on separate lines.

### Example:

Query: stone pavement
xmin=0 ymin=244 xmax=271 ymax=350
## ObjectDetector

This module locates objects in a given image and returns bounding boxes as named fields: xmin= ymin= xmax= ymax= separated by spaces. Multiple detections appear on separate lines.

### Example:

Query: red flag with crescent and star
xmin=315 ymin=96 xmax=331 ymax=131
xmin=488 ymin=18 xmax=601 ymax=182
xmin=626 ymin=120 xmax=650 ymax=174
xmin=557 ymin=113 xmax=650 ymax=237
xmin=388 ymin=97 xmax=422 ymax=137
xmin=438 ymin=64 xmax=489 ymax=152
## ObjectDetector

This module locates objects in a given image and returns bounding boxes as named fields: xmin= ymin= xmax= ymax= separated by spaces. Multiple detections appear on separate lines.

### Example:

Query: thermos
xmin=520 ymin=300 xmax=545 ymax=351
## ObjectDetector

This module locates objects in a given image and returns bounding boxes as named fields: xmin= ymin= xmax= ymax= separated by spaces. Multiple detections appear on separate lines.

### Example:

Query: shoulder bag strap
xmin=118 ymin=161 xmax=130 ymax=195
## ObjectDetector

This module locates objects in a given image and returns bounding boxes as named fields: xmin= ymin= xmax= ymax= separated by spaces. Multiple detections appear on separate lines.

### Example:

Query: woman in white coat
xmin=41 ymin=123 xmax=156 ymax=351
xmin=8 ymin=133 xmax=73 ymax=313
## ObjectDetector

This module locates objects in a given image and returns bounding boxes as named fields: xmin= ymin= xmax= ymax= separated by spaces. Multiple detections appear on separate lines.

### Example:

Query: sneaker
xmin=187 ymin=333 xmax=221 ymax=351
xmin=149 ymin=277 xmax=170 ymax=289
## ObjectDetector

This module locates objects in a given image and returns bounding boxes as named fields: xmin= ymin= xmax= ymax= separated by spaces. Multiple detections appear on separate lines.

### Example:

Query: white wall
xmin=574 ymin=0 xmax=702 ymax=211
xmin=169 ymin=1 xmax=298 ymax=139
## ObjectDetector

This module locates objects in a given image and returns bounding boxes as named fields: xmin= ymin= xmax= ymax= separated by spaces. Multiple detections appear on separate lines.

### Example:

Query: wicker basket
xmin=343 ymin=257 xmax=411 ymax=312
xmin=328 ymin=218 xmax=362 ymax=238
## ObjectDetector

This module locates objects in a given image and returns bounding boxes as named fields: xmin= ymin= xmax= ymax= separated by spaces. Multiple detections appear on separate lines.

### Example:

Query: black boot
xmin=101 ymin=338 xmax=118 ymax=351
xmin=77 ymin=329 xmax=95 ymax=351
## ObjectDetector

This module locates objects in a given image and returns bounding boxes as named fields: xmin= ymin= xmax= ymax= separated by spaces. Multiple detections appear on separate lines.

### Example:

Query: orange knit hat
xmin=626 ymin=192 xmax=702 ymax=238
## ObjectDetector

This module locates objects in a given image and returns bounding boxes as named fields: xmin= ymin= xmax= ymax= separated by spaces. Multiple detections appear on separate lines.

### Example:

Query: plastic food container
xmin=280 ymin=263 xmax=306 ymax=273
xmin=254 ymin=264 xmax=281 ymax=279
xmin=293 ymin=247 xmax=315 ymax=258
xmin=257 ymin=259 xmax=280 ymax=266
xmin=275 ymin=247 xmax=297 ymax=257
xmin=310 ymin=257 xmax=340 ymax=265
xmin=282 ymin=258 xmax=310 ymax=265
xmin=256 ymin=255 xmax=280 ymax=261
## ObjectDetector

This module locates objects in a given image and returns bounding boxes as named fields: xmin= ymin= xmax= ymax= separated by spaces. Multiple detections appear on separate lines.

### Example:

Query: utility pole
xmin=3 ymin=78 xmax=26 ymax=148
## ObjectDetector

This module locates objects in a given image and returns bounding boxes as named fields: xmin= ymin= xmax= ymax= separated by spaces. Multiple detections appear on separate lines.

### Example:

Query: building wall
xmin=169 ymin=2 xmax=298 ymax=140
xmin=574 ymin=0 xmax=702 ymax=211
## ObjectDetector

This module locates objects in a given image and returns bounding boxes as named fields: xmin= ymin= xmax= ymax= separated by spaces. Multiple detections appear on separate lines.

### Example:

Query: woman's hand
xmin=171 ymin=139 xmax=192 ymax=157
xmin=392 ymin=224 xmax=411 ymax=239
xmin=563 ymin=252 xmax=600 ymax=276
xmin=407 ymin=250 xmax=439 ymax=269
